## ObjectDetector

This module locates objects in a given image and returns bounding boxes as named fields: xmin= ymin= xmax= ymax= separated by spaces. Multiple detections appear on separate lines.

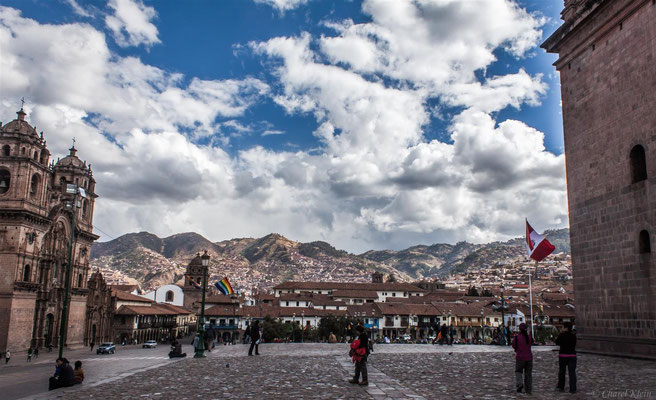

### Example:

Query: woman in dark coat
xmin=248 ymin=320 xmax=261 ymax=356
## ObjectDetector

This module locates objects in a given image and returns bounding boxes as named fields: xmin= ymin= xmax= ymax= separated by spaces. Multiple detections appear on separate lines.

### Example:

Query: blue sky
xmin=0 ymin=0 xmax=569 ymax=252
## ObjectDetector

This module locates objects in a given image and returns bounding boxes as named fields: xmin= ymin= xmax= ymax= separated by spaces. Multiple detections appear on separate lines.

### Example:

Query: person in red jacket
xmin=512 ymin=323 xmax=534 ymax=394
xmin=348 ymin=325 xmax=369 ymax=386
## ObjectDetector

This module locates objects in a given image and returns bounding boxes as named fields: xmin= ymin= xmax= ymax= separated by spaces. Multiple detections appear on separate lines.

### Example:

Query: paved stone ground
xmin=36 ymin=344 xmax=656 ymax=400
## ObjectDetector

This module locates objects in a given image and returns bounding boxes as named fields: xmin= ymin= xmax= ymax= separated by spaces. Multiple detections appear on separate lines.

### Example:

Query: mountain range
xmin=90 ymin=228 xmax=570 ymax=292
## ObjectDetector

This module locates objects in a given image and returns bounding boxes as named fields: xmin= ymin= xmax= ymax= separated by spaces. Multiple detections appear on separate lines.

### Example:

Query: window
xmin=630 ymin=145 xmax=648 ymax=183
xmin=77 ymin=273 xmax=83 ymax=287
xmin=82 ymin=200 xmax=88 ymax=217
xmin=166 ymin=290 xmax=174 ymax=302
xmin=23 ymin=264 xmax=30 ymax=282
xmin=639 ymin=230 xmax=651 ymax=254
xmin=0 ymin=169 xmax=10 ymax=194
xmin=285 ymin=301 xmax=289 ymax=306
xmin=2 ymin=145 xmax=10 ymax=156
xmin=30 ymin=174 xmax=40 ymax=199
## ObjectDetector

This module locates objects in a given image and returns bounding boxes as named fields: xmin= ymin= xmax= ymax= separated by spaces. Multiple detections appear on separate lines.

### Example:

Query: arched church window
xmin=166 ymin=290 xmax=174 ymax=302
xmin=0 ymin=169 xmax=10 ymax=194
xmin=639 ymin=230 xmax=651 ymax=254
xmin=30 ymin=174 xmax=40 ymax=199
xmin=21 ymin=147 xmax=25 ymax=155
xmin=78 ymin=273 xmax=84 ymax=287
xmin=2 ymin=145 xmax=10 ymax=156
xmin=33 ymin=150 xmax=38 ymax=160
xmin=82 ymin=200 xmax=88 ymax=217
xmin=630 ymin=145 xmax=648 ymax=183
xmin=23 ymin=264 xmax=31 ymax=282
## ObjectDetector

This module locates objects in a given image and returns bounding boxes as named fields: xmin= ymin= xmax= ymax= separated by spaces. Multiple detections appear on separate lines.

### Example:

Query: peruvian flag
xmin=525 ymin=219 xmax=556 ymax=261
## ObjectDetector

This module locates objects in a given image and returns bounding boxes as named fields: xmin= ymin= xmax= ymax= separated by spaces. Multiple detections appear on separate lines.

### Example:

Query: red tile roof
xmin=115 ymin=305 xmax=178 ymax=316
xmin=112 ymin=290 xmax=153 ymax=303
xmin=332 ymin=290 xmax=379 ymax=299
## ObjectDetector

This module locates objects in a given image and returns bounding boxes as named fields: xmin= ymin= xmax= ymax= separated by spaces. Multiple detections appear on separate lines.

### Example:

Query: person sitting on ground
xmin=49 ymin=358 xmax=76 ymax=391
xmin=328 ymin=332 xmax=337 ymax=343
xmin=169 ymin=341 xmax=186 ymax=358
xmin=74 ymin=360 xmax=84 ymax=384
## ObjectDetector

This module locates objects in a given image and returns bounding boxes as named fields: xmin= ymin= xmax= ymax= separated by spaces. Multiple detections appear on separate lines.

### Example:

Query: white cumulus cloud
xmin=105 ymin=0 xmax=160 ymax=48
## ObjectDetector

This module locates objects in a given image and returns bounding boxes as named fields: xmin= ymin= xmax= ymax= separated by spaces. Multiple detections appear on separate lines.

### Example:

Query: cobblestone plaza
xmin=36 ymin=344 xmax=656 ymax=400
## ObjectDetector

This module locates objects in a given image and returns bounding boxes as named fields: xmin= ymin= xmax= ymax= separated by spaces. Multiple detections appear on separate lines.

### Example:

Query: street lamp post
xmin=58 ymin=183 xmax=85 ymax=359
xmin=194 ymin=251 xmax=210 ymax=358
xmin=231 ymin=294 xmax=237 ymax=345
xmin=500 ymin=283 xmax=508 ymax=346
xmin=480 ymin=309 xmax=485 ymax=345
xmin=448 ymin=310 xmax=452 ymax=345
xmin=301 ymin=311 xmax=304 ymax=343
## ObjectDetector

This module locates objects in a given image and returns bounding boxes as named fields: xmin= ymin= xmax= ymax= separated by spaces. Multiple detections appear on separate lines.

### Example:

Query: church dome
xmin=55 ymin=146 xmax=87 ymax=169
xmin=1 ymin=109 xmax=39 ymax=138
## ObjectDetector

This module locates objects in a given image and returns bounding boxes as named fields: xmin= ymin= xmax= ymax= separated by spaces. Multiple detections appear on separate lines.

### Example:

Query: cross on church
xmin=72 ymin=137 xmax=76 ymax=146
xmin=21 ymin=97 xmax=25 ymax=109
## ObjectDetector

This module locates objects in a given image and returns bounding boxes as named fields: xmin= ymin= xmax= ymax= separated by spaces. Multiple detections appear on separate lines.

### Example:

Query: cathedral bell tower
xmin=0 ymin=107 xmax=99 ymax=353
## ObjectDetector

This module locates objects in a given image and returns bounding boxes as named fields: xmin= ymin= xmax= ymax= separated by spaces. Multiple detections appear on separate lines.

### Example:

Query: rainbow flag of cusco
xmin=185 ymin=274 xmax=201 ymax=289
xmin=215 ymin=277 xmax=234 ymax=295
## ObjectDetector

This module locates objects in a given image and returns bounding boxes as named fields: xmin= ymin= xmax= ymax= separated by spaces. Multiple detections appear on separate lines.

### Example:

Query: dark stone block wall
xmin=543 ymin=0 xmax=655 ymax=358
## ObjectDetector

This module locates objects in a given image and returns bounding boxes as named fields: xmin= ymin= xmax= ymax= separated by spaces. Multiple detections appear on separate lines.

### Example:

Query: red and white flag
xmin=525 ymin=219 xmax=555 ymax=261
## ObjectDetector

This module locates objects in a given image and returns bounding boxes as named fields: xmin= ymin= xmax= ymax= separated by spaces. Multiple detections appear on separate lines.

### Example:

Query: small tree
xmin=467 ymin=286 xmax=480 ymax=296
xmin=481 ymin=288 xmax=493 ymax=297
xmin=386 ymin=273 xmax=397 ymax=283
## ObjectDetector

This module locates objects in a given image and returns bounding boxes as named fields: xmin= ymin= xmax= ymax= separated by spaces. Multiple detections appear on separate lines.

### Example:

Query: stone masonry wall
xmin=555 ymin=0 xmax=656 ymax=357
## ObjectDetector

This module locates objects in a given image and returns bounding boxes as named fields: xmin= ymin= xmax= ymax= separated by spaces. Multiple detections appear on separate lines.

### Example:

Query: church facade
xmin=0 ymin=108 xmax=99 ymax=353
xmin=543 ymin=0 xmax=655 ymax=357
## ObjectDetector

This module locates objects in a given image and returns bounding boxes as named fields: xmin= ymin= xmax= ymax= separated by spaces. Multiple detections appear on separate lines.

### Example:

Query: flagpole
xmin=529 ymin=260 xmax=536 ymax=339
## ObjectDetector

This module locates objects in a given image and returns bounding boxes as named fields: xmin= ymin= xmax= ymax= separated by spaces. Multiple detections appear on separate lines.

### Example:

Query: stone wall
xmin=544 ymin=0 xmax=656 ymax=358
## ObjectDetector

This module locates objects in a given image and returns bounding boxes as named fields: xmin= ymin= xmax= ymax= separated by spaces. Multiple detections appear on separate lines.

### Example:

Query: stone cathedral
xmin=543 ymin=0 xmax=655 ymax=358
xmin=0 ymin=108 xmax=101 ymax=353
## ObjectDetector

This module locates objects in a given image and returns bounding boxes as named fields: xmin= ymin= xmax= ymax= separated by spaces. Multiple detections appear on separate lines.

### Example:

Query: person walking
xmin=512 ymin=323 xmax=534 ymax=394
xmin=4 ymin=350 xmax=10 ymax=364
xmin=348 ymin=325 xmax=370 ymax=386
xmin=27 ymin=347 xmax=33 ymax=362
xmin=555 ymin=322 xmax=577 ymax=394
xmin=439 ymin=324 xmax=448 ymax=345
xmin=33 ymin=347 xmax=39 ymax=359
xmin=248 ymin=320 xmax=261 ymax=356
xmin=90 ymin=341 xmax=95 ymax=352
xmin=449 ymin=325 xmax=455 ymax=345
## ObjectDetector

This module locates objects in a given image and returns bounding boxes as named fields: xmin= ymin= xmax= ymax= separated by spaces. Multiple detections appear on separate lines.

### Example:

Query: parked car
xmin=97 ymin=342 xmax=115 ymax=354
xmin=143 ymin=340 xmax=157 ymax=348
